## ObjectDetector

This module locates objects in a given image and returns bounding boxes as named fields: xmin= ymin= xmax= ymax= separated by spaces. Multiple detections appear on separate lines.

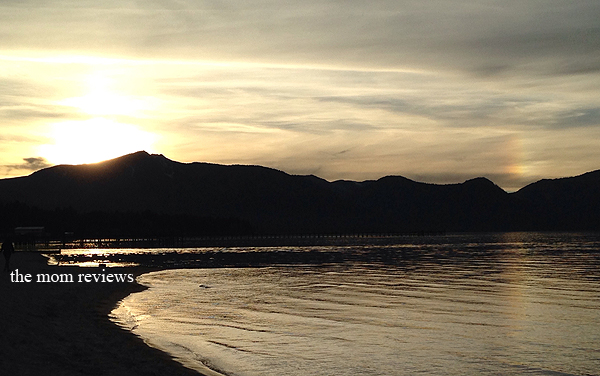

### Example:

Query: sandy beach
xmin=0 ymin=251 xmax=204 ymax=376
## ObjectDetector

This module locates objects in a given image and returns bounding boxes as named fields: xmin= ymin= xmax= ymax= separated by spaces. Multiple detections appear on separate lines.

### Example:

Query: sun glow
xmin=38 ymin=118 xmax=157 ymax=165
xmin=59 ymin=72 xmax=150 ymax=116
xmin=36 ymin=67 xmax=161 ymax=166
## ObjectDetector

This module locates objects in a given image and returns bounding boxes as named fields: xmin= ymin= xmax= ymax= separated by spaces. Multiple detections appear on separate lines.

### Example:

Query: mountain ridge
xmin=0 ymin=151 xmax=598 ymax=236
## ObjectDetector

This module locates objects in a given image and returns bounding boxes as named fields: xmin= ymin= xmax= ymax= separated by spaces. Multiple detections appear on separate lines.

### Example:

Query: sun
xmin=38 ymin=118 xmax=157 ymax=165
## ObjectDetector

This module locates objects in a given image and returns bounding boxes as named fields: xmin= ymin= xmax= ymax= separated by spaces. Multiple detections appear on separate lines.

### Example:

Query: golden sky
xmin=2 ymin=1 xmax=600 ymax=191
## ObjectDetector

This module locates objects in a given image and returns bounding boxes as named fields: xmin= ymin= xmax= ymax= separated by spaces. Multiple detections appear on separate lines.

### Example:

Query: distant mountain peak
xmin=462 ymin=177 xmax=502 ymax=189
xmin=125 ymin=150 xmax=151 ymax=157
xmin=101 ymin=150 xmax=165 ymax=164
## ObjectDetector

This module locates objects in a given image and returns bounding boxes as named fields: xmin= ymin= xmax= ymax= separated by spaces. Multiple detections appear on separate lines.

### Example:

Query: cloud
xmin=4 ymin=157 xmax=52 ymax=174
xmin=2 ymin=1 xmax=599 ymax=76
xmin=0 ymin=74 xmax=81 ymax=125
xmin=21 ymin=157 xmax=51 ymax=170
xmin=552 ymin=107 xmax=600 ymax=128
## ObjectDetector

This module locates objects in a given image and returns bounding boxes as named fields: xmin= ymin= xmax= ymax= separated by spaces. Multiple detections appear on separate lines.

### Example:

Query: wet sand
xmin=0 ymin=251 xmax=204 ymax=376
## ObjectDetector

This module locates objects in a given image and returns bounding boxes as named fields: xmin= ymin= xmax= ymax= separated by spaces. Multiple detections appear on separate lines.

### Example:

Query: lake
xmin=107 ymin=233 xmax=600 ymax=375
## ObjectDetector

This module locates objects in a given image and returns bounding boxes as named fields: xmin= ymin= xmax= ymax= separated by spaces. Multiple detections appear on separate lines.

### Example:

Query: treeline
xmin=0 ymin=201 xmax=254 ymax=239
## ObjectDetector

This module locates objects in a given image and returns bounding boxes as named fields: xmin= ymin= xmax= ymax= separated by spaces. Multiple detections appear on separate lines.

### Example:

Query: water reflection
xmin=108 ymin=232 xmax=600 ymax=376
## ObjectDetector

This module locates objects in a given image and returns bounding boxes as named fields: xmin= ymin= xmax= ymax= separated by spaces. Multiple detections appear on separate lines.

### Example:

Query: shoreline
xmin=0 ymin=251 xmax=206 ymax=376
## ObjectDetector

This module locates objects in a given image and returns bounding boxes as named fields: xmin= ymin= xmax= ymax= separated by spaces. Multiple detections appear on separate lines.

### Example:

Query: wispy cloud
xmin=3 ymin=1 xmax=599 ymax=73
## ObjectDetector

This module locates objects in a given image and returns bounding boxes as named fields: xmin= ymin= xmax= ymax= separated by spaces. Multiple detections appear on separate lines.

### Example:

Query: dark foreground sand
xmin=0 ymin=251 xmax=204 ymax=376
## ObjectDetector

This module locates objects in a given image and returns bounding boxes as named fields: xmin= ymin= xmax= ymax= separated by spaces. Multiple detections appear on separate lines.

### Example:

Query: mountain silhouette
xmin=512 ymin=170 xmax=600 ymax=230
xmin=0 ymin=151 xmax=598 ymax=237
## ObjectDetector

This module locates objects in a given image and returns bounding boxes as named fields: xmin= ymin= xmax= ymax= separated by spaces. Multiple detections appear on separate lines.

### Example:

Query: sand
xmin=0 ymin=251 xmax=205 ymax=376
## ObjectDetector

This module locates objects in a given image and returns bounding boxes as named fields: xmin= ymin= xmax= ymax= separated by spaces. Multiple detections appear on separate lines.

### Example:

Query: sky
xmin=1 ymin=0 xmax=599 ymax=191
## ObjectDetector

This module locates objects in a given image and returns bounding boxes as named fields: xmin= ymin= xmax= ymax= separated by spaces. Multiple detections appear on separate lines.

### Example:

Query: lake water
xmin=110 ymin=233 xmax=600 ymax=376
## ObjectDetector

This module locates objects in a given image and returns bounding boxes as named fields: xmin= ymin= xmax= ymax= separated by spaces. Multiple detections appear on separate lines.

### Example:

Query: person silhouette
xmin=2 ymin=238 xmax=15 ymax=272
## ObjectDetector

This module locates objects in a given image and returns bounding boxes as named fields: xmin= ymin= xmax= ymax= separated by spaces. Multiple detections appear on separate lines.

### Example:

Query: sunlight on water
xmin=110 ymin=233 xmax=600 ymax=376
